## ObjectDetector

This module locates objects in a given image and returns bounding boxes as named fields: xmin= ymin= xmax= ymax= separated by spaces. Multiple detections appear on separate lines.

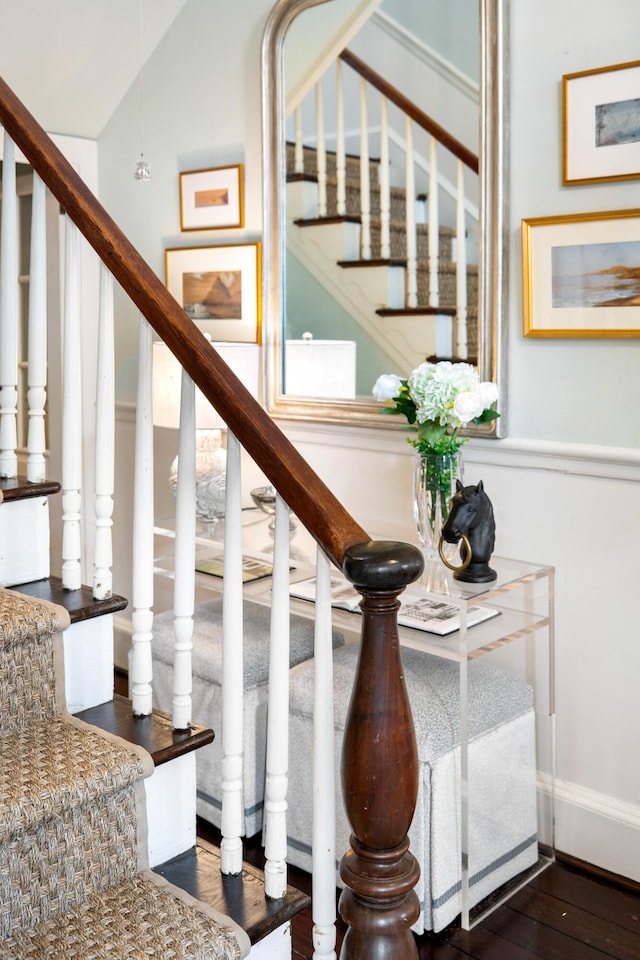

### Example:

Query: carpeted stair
xmin=0 ymin=587 xmax=250 ymax=959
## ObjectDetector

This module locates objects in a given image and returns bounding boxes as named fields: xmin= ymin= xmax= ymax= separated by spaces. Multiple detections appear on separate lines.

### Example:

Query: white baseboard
xmin=540 ymin=774 xmax=640 ymax=883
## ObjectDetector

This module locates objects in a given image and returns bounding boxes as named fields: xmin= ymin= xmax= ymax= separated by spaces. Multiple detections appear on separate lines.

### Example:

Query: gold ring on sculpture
xmin=438 ymin=534 xmax=472 ymax=572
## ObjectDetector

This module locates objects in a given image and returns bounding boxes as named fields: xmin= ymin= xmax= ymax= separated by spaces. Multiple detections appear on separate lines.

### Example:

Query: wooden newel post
xmin=339 ymin=540 xmax=424 ymax=960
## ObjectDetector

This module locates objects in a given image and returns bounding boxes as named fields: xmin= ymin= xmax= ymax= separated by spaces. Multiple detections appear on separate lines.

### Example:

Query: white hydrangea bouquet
xmin=372 ymin=361 xmax=499 ymax=456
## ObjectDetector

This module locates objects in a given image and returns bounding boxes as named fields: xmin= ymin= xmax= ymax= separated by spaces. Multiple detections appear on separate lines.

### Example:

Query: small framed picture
xmin=522 ymin=209 xmax=640 ymax=338
xmin=165 ymin=242 xmax=261 ymax=343
xmin=563 ymin=60 xmax=640 ymax=185
xmin=179 ymin=164 xmax=244 ymax=231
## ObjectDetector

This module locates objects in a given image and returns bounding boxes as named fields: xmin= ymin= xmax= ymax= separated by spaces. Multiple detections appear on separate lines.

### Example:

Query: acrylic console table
xmin=152 ymin=518 xmax=555 ymax=931
xmin=389 ymin=555 xmax=556 ymax=930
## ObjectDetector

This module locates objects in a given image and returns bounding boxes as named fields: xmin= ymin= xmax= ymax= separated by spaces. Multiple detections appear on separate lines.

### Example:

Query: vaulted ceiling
xmin=0 ymin=0 xmax=189 ymax=139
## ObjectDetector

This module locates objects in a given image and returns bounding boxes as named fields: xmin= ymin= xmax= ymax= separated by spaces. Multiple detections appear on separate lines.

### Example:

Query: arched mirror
xmin=262 ymin=0 xmax=508 ymax=435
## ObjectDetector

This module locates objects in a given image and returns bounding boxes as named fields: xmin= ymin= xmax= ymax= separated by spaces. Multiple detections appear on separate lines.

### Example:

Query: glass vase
xmin=413 ymin=451 xmax=462 ymax=562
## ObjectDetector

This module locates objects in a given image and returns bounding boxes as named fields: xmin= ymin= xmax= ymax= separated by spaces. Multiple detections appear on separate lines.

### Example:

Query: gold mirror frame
xmin=261 ymin=0 xmax=508 ymax=435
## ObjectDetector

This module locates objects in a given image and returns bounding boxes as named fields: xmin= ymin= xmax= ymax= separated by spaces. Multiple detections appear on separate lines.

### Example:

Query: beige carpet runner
xmin=0 ymin=588 xmax=249 ymax=959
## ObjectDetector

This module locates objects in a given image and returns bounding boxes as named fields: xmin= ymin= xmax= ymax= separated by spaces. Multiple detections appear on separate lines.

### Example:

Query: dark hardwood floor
xmin=196 ymin=820 xmax=640 ymax=960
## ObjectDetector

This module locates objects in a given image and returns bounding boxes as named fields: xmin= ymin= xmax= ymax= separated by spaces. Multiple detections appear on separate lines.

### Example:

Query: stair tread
xmin=12 ymin=575 xmax=128 ymax=622
xmin=376 ymin=305 xmax=457 ymax=317
xmin=76 ymin=694 xmax=214 ymax=767
xmin=0 ymin=476 xmax=60 ymax=501
xmin=0 ymin=870 xmax=248 ymax=959
xmin=155 ymin=836 xmax=310 ymax=946
xmin=0 ymin=715 xmax=151 ymax=844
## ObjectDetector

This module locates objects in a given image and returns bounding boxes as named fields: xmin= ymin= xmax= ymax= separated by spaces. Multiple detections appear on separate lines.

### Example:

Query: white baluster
xmin=131 ymin=317 xmax=154 ymax=716
xmin=315 ymin=80 xmax=327 ymax=218
xmin=26 ymin=173 xmax=47 ymax=483
xmin=221 ymin=429 xmax=244 ymax=875
xmin=312 ymin=548 xmax=337 ymax=960
xmin=405 ymin=118 xmax=417 ymax=308
xmin=359 ymin=78 xmax=371 ymax=260
xmin=379 ymin=95 xmax=390 ymax=260
xmin=0 ymin=132 xmax=18 ymax=479
xmin=294 ymin=105 xmax=304 ymax=174
xmin=428 ymin=135 xmax=440 ymax=308
xmin=93 ymin=266 xmax=114 ymax=599
xmin=61 ymin=218 xmax=83 ymax=590
xmin=335 ymin=60 xmax=346 ymax=217
xmin=455 ymin=160 xmax=468 ymax=360
xmin=264 ymin=493 xmax=291 ymax=899
xmin=172 ymin=369 xmax=196 ymax=731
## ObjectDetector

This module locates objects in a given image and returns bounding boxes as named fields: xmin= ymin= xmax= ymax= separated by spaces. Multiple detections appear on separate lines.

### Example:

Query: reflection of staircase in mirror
xmin=287 ymin=146 xmax=478 ymax=373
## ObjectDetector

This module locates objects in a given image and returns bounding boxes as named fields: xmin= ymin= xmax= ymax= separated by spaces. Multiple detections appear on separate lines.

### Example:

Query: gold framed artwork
xmin=179 ymin=164 xmax=244 ymax=231
xmin=562 ymin=60 xmax=640 ymax=185
xmin=522 ymin=209 xmax=640 ymax=338
xmin=165 ymin=242 xmax=261 ymax=343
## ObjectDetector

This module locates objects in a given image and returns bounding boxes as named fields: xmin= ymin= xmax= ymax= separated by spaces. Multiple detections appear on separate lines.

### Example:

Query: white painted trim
xmin=371 ymin=10 xmax=479 ymax=105
xmin=271 ymin=419 xmax=640 ymax=483
xmin=286 ymin=1 xmax=384 ymax=113
xmin=539 ymin=774 xmax=640 ymax=883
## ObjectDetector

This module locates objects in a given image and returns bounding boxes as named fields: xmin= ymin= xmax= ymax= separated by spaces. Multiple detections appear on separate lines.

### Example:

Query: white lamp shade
xmin=152 ymin=340 xmax=260 ymax=430
xmin=284 ymin=338 xmax=356 ymax=398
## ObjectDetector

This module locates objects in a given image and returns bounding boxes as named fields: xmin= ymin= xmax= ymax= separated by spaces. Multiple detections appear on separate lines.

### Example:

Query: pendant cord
xmin=134 ymin=0 xmax=151 ymax=180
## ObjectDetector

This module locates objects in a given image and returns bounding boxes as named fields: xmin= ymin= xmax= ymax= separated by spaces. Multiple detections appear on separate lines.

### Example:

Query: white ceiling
xmin=0 ymin=0 xmax=189 ymax=139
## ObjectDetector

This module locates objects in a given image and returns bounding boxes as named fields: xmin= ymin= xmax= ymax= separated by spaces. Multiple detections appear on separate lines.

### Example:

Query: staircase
xmin=0 ymin=477 xmax=308 ymax=958
xmin=286 ymin=144 xmax=479 ymax=367
xmin=0 ymin=70 xmax=427 ymax=960
xmin=285 ymin=48 xmax=479 ymax=371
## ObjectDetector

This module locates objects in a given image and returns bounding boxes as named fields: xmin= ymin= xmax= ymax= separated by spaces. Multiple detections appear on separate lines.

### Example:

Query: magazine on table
xmin=289 ymin=575 xmax=500 ymax=636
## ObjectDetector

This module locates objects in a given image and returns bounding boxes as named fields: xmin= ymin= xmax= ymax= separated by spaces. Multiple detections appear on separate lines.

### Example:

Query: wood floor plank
xmin=509 ymin=885 xmax=640 ymax=960
xmin=483 ymin=903 xmax=617 ymax=960
xmin=444 ymin=920 xmax=543 ymax=960
xmin=529 ymin=864 xmax=640 ymax=936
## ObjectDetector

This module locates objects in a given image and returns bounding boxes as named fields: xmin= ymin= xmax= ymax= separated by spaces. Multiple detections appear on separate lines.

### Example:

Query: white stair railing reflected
xmin=455 ymin=160 xmax=468 ymax=359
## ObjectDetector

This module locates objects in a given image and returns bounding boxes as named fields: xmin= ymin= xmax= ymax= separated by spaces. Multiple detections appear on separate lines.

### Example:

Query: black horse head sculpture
xmin=440 ymin=479 xmax=497 ymax=583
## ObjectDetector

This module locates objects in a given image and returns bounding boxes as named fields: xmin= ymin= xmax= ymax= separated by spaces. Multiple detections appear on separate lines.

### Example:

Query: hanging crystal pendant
xmin=134 ymin=0 xmax=150 ymax=182
xmin=134 ymin=156 xmax=151 ymax=181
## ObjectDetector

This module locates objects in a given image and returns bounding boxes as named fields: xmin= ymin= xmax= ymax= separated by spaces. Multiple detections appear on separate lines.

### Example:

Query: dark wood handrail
xmin=340 ymin=48 xmax=479 ymax=174
xmin=0 ymin=76 xmax=368 ymax=570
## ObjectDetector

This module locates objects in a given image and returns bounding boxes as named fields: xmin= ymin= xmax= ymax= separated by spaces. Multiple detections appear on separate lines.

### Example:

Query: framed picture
xmin=179 ymin=164 xmax=244 ymax=230
xmin=165 ymin=242 xmax=261 ymax=343
xmin=563 ymin=60 xmax=640 ymax=185
xmin=522 ymin=209 xmax=640 ymax=338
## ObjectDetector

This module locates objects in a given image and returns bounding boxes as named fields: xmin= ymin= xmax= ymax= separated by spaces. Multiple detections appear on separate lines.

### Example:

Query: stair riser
xmin=0 ymin=498 xmax=50 ymax=586
xmin=145 ymin=753 xmax=197 ymax=867
xmin=63 ymin=614 xmax=115 ymax=713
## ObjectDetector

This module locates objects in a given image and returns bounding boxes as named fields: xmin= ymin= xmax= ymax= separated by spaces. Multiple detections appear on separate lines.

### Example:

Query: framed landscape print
xmin=179 ymin=164 xmax=244 ymax=231
xmin=563 ymin=60 xmax=640 ymax=185
xmin=165 ymin=242 xmax=261 ymax=343
xmin=522 ymin=209 xmax=640 ymax=337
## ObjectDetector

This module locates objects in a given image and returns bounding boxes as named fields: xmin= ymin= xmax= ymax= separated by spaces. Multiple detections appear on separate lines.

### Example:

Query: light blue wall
xmin=98 ymin=0 xmax=273 ymax=400
xmin=286 ymin=253 xmax=396 ymax=395
xmin=380 ymin=0 xmax=479 ymax=81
